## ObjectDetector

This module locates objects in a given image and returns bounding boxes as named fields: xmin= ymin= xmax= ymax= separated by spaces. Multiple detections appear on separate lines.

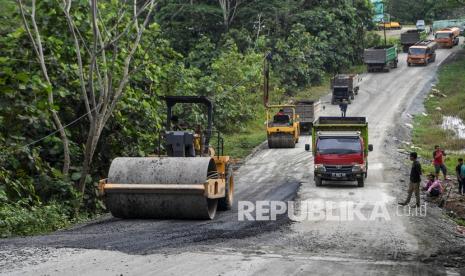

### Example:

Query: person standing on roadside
xmin=433 ymin=145 xmax=447 ymax=180
xmin=460 ymin=159 xmax=465 ymax=196
xmin=339 ymin=100 xmax=348 ymax=117
xmin=456 ymin=158 xmax=464 ymax=195
xmin=399 ymin=152 xmax=422 ymax=207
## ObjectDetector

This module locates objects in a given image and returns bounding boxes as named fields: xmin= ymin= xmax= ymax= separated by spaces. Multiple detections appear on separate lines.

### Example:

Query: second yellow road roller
xmin=263 ymin=53 xmax=300 ymax=148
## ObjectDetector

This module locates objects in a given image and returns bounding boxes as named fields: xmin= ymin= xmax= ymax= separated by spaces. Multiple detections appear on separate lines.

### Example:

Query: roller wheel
xmin=218 ymin=165 xmax=234 ymax=211
xmin=268 ymin=133 xmax=295 ymax=148
xmin=104 ymin=157 xmax=220 ymax=219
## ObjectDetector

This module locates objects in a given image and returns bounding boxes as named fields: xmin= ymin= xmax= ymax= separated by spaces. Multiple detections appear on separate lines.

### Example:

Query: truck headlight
xmin=352 ymin=165 xmax=364 ymax=173
xmin=315 ymin=164 xmax=326 ymax=172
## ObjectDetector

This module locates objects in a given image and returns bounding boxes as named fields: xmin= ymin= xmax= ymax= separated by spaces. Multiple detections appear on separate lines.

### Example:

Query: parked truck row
xmin=365 ymin=23 xmax=462 ymax=72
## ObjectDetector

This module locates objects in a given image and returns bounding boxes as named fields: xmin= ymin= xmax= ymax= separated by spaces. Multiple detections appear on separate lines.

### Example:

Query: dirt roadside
xmin=389 ymin=49 xmax=465 ymax=270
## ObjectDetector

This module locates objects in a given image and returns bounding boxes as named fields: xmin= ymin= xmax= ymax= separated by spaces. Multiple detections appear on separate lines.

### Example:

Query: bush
xmin=0 ymin=194 xmax=71 ymax=238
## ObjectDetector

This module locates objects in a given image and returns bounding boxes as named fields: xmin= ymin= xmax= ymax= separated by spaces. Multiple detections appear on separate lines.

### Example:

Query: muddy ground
xmin=1 ymin=39 xmax=464 ymax=276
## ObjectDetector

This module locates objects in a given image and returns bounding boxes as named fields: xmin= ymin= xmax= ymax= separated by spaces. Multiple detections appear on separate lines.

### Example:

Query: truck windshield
xmin=435 ymin=33 xmax=451 ymax=39
xmin=409 ymin=48 xmax=426 ymax=55
xmin=317 ymin=137 xmax=362 ymax=154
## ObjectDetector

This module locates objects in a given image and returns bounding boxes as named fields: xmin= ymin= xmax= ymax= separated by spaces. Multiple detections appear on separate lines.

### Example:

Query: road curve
xmin=1 ymin=39 xmax=464 ymax=276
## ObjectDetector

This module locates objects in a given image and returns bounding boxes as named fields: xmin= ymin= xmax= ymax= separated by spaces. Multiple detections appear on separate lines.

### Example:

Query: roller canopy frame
xmin=164 ymin=96 xmax=213 ymax=154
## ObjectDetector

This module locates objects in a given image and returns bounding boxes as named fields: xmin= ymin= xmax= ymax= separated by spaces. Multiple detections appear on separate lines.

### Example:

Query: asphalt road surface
xmin=1 ymin=39 xmax=464 ymax=276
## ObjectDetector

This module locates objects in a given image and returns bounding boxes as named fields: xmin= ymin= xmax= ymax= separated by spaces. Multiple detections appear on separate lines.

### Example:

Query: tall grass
xmin=412 ymin=50 xmax=465 ymax=172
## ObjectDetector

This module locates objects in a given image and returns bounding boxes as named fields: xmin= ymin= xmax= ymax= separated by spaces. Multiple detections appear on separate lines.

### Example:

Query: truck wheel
xmin=393 ymin=60 xmax=398 ymax=68
xmin=407 ymin=62 xmax=411 ymax=67
xmin=357 ymin=177 xmax=365 ymax=187
xmin=315 ymin=177 xmax=322 ymax=187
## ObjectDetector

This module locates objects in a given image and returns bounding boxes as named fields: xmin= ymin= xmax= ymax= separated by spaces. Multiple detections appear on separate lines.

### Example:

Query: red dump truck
xmin=306 ymin=117 xmax=373 ymax=187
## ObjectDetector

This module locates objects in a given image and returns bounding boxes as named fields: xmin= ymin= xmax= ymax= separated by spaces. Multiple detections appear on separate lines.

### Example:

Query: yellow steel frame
xmin=265 ymin=105 xmax=300 ymax=141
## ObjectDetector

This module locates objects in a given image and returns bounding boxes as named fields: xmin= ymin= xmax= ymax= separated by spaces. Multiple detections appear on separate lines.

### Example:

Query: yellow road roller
xmin=98 ymin=96 xmax=234 ymax=219
xmin=263 ymin=53 xmax=300 ymax=148
xmin=266 ymin=105 xmax=300 ymax=148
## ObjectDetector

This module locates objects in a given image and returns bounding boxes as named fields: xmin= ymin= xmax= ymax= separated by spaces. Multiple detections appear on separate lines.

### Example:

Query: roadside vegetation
xmin=384 ymin=0 xmax=464 ymax=24
xmin=412 ymin=50 xmax=465 ymax=173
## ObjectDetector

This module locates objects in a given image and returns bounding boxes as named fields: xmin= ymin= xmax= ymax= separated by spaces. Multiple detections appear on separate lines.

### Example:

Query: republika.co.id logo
xmin=237 ymin=200 xmax=427 ymax=221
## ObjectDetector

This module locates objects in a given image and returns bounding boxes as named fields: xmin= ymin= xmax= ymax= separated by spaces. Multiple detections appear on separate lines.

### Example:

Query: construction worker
xmin=339 ymin=100 xmax=348 ymax=117
xmin=399 ymin=152 xmax=422 ymax=207
xmin=433 ymin=145 xmax=447 ymax=180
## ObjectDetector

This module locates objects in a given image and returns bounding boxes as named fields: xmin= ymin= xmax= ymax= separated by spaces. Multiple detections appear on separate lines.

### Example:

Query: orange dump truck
xmin=407 ymin=40 xmax=438 ymax=66
xmin=435 ymin=27 xmax=460 ymax=48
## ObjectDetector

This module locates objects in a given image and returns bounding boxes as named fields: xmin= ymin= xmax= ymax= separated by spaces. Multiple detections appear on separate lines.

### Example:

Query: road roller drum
xmin=100 ymin=157 xmax=227 ymax=219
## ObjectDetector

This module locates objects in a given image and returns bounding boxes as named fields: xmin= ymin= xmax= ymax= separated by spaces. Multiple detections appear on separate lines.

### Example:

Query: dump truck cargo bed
xmin=364 ymin=45 xmax=398 ymax=72
xmin=284 ymin=100 xmax=320 ymax=132
xmin=400 ymin=30 xmax=421 ymax=52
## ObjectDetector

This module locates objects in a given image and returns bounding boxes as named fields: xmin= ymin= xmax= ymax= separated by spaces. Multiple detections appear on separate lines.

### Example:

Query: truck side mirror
xmin=368 ymin=144 xmax=374 ymax=152
xmin=305 ymin=144 xmax=310 ymax=151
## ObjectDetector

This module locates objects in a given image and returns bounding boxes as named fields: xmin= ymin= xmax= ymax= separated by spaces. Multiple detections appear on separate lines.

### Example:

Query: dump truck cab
xmin=435 ymin=27 xmax=460 ymax=48
xmin=407 ymin=40 xmax=437 ymax=66
xmin=307 ymin=117 xmax=373 ymax=187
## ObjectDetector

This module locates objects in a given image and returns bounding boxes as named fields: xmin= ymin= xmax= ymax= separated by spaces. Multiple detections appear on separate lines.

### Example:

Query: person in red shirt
xmin=433 ymin=145 xmax=447 ymax=180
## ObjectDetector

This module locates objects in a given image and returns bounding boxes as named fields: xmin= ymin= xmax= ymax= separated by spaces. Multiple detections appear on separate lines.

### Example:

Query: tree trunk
xmin=51 ymin=111 xmax=70 ymax=175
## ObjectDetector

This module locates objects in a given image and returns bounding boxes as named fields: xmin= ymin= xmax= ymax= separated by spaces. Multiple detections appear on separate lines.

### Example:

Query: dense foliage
xmin=385 ymin=0 xmax=465 ymax=23
xmin=0 ymin=0 xmax=376 ymax=237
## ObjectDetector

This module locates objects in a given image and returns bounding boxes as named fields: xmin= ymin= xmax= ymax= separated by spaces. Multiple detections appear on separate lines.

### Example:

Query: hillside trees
xmin=1 ymin=0 xmax=375 ymax=236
